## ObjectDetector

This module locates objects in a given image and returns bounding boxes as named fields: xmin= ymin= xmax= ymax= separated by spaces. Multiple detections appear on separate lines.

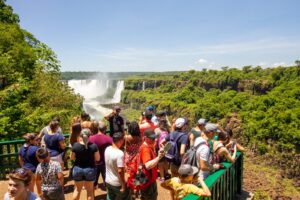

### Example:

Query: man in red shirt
xmin=139 ymin=129 xmax=165 ymax=200
xmin=139 ymin=113 xmax=157 ymax=138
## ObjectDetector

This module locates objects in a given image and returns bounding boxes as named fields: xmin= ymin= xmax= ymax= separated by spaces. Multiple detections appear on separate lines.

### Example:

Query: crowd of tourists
xmin=5 ymin=105 xmax=245 ymax=200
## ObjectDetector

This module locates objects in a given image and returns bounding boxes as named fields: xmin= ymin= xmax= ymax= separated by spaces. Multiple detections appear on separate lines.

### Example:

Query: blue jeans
xmin=72 ymin=166 xmax=96 ymax=181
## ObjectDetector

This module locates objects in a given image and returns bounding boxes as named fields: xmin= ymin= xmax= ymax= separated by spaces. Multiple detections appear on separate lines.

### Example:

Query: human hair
xmin=23 ymin=133 xmax=36 ymax=143
xmin=128 ymin=121 xmax=140 ymax=137
xmin=218 ymin=131 xmax=230 ymax=143
xmin=36 ymin=148 xmax=49 ymax=160
xmin=70 ymin=122 xmax=81 ymax=146
xmin=80 ymin=128 xmax=91 ymax=149
xmin=49 ymin=120 xmax=59 ymax=132
xmin=159 ymin=119 xmax=170 ymax=132
xmin=90 ymin=120 xmax=99 ymax=135
xmin=9 ymin=168 xmax=32 ymax=186
xmin=225 ymin=127 xmax=233 ymax=138
xmin=112 ymin=132 xmax=124 ymax=143
xmin=81 ymin=112 xmax=90 ymax=121
xmin=145 ymin=113 xmax=152 ymax=120
xmin=52 ymin=116 xmax=60 ymax=123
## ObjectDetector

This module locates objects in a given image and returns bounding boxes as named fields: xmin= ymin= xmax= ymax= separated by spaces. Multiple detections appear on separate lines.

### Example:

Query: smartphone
xmin=163 ymin=142 xmax=172 ymax=153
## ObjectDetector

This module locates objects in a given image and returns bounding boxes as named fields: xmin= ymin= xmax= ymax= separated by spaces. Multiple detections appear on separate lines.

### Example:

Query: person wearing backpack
xmin=138 ymin=129 xmax=165 ymax=200
xmin=161 ymin=118 xmax=189 ymax=177
xmin=194 ymin=123 xmax=223 ymax=180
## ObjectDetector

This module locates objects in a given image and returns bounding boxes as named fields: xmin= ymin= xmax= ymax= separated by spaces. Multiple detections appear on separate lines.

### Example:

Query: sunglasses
xmin=12 ymin=168 xmax=28 ymax=176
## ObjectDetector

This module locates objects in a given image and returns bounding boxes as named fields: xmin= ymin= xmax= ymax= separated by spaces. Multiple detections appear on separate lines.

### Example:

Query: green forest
xmin=122 ymin=65 xmax=300 ymax=179
xmin=1 ymin=0 xmax=299 ymax=193
xmin=0 ymin=0 xmax=82 ymax=140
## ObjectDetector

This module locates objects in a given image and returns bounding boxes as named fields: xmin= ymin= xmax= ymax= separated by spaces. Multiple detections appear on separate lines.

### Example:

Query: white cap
xmin=175 ymin=118 xmax=186 ymax=128
xmin=197 ymin=118 xmax=207 ymax=125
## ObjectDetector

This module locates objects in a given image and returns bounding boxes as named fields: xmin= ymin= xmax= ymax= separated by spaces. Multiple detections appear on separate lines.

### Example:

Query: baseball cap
xmin=146 ymin=105 xmax=154 ymax=111
xmin=157 ymin=110 xmax=166 ymax=117
xmin=144 ymin=128 xmax=157 ymax=139
xmin=178 ymin=164 xmax=199 ymax=176
xmin=175 ymin=118 xmax=187 ymax=128
xmin=205 ymin=123 xmax=218 ymax=133
xmin=197 ymin=118 xmax=207 ymax=125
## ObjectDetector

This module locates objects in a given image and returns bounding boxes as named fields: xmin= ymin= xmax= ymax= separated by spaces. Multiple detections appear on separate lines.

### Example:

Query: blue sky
xmin=7 ymin=0 xmax=300 ymax=72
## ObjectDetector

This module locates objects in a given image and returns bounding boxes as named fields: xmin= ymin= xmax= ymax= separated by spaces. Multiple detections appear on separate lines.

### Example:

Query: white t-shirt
xmin=194 ymin=137 xmax=211 ymax=179
xmin=104 ymin=146 xmax=124 ymax=186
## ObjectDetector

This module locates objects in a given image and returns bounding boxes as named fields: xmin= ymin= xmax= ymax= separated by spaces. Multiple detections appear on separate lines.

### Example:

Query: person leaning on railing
xmin=194 ymin=123 xmax=223 ymax=180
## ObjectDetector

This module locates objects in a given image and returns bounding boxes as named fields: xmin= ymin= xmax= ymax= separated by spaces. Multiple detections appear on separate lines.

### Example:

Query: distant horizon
xmin=8 ymin=0 xmax=300 ymax=72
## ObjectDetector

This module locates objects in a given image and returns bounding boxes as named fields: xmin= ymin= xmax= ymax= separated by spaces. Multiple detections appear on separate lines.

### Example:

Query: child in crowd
xmin=35 ymin=148 xmax=65 ymax=200
xmin=161 ymin=164 xmax=211 ymax=200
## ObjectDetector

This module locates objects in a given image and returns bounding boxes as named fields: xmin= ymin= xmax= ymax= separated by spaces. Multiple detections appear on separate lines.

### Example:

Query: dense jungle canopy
xmin=0 ymin=0 xmax=82 ymax=140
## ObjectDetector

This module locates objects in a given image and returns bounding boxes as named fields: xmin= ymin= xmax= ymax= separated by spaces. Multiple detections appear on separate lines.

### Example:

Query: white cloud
xmin=273 ymin=62 xmax=286 ymax=67
xmin=197 ymin=58 xmax=208 ymax=64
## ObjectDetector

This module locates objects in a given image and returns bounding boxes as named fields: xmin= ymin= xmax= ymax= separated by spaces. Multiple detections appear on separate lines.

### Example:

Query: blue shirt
xmin=19 ymin=145 xmax=39 ymax=173
xmin=44 ymin=133 xmax=65 ymax=157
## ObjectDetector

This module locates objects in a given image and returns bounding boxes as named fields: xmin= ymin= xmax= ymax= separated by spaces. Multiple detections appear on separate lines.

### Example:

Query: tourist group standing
xmin=6 ymin=105 xmax=245 ymax=200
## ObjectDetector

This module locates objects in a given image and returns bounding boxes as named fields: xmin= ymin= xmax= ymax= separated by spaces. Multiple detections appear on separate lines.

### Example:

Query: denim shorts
xmin=72 ymin=166 xmax=96 ymax=181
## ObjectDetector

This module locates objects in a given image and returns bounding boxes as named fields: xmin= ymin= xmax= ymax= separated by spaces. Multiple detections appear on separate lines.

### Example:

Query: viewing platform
xmin=0 ymin=135 xmax=243 ymax=200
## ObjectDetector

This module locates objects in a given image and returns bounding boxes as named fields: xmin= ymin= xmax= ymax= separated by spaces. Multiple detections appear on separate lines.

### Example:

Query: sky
xmin=7 ymin=0 xmax=300 ymax=72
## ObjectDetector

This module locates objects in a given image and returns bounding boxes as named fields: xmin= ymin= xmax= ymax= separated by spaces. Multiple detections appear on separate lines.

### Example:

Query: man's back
xmin=89 ymin=134 xmax=112 ymax=165
xmin=104 ymin=146 xmax=124 ymax=186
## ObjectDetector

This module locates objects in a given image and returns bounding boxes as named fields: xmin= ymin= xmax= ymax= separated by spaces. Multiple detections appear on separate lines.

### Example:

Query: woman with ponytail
xmin=71 ymin=128 xmax=100 ymax=200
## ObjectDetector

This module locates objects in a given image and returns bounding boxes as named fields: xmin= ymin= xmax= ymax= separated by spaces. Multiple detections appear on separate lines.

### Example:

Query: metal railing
xmin=0 ymin=136 xmax=243 ymax=200
xmin=183 ymin=152 xmax=243 ymax=200
xmin=0 ymin=134 xmax=71 ymax=179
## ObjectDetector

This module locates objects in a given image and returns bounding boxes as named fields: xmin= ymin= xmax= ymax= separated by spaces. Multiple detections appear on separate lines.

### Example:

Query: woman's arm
xmin=189 ymin=134 xmax=195 ymax=147
xmin=222 ymin=146 xmax=236 ymax=163
xmin=197 ymin=178 xmax=211 ymax=197
xmin=18 ymin=155 xmax=23 ymax=167
xmin=70 ymin=151 xmax=75 ymax=161
xmin=94 ymin=151 xmax=100 ymax=162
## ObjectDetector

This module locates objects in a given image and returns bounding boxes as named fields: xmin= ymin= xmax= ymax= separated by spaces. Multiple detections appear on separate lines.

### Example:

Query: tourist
xmin=162 ymin=118 xmax=189 ymax=177
xmin=124 ymin=121 xmax=142 ymax=169
xmin=36 ymin=148 xmax=64 ymax=200
xmin=161 ymin=164 xmax=211 ymax=200
xmin=39 ymin=117 xmax=63 ymax=138
xmin=81 ymin=112 xmax=92 ymax=129
xmin=225 ymin=128 xmax=246 ymax=153
xmin=139 ymin=112 xmax=157 ymax=138
xmin=88 ymin=121 xmax=112 ymax=189
xmin=71 ymin=128 xmax=100 ymax=200
xmin=105 ymin=105 xmax=124 ymax=137
xmin=189 ymin=118 xmax=207 ymax=147
xmin=69 ymin=122 xmax=82 ymax=147
xmin=43 ymin=120 xmax=66 ymax=169
xmin=155 ymin=119 xmax=170 ymax=182
xmin=18 ymin=133 xmax=39 ymax=192
xmin=4 ymin=168 xmax=40 ymax=200
xmin=194 ymin=123 xmax=222 ymax=180
xmin=156 ymin=110 xmax=171 ymax=126
xmin=213 ymin=131 xmax=237 ymax=163
xmin=139 ymin=129 xmax=165 ymax=200
xmin=105 ymin=132 xmax=131 ymax=200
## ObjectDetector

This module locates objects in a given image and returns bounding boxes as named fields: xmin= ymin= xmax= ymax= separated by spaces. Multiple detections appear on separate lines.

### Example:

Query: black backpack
xmin=181 ymin=141 xmax=207 ymax=167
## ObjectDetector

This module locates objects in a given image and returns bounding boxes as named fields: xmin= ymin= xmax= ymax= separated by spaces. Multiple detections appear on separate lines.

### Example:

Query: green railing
xmin=0 ymin=134 xmax=71 ymax=180
xmin=183 ymin=152 xmax=243 ymax=200
xmin=0 ymin=136 xmax=243 ymax=200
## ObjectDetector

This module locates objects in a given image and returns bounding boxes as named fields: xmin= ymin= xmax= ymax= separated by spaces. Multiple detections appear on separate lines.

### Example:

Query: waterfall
xmin=142 ymin=81 xmax=145 ymax=91
xmin=68 ymin=79 xmax=124 ymax=120
xmin=154 ymin=80 xmax=157 ymax=89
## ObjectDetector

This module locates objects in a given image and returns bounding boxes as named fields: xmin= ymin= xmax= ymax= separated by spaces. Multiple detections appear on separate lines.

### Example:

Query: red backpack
xmin=127 ymin=147 xmax=153 ymax=190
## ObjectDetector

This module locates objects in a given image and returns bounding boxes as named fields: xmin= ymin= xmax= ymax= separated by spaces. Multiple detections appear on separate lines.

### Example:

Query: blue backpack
xmin=165 ymin=131 xmax=185 ymax=165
